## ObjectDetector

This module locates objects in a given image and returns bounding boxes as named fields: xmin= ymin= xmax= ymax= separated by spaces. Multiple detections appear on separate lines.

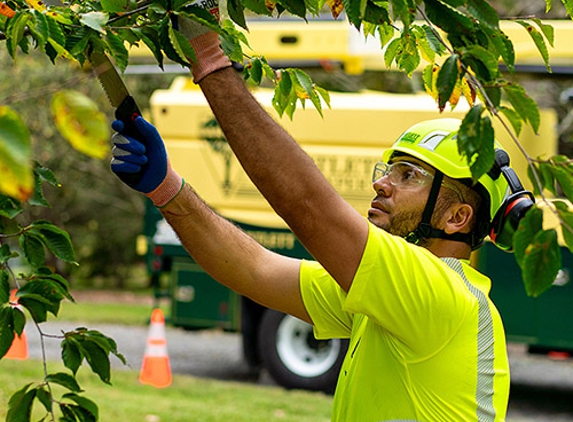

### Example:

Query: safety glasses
xmin=372 ymin=161 xmax=466 ymax=202
xmin=372 ymin=161 xmax=433 ymax=187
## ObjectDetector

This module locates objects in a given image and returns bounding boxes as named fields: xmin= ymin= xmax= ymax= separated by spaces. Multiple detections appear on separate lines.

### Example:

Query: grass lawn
xmin=0 ymin=359 xmax=332 ymax=421
xmin=2 ymin=291 xmax=333 ymax=421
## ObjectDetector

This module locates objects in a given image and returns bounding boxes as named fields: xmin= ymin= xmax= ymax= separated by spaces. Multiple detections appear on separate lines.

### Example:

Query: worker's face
xmin=368 ymin=158 xmax=435 ymax=237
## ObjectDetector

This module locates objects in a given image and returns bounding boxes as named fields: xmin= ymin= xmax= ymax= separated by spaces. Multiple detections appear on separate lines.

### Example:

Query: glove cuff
xmin=189 ymin=31 xmax=232 ymax=83
xmin=146 ymin=164 xmax=184 ymax=207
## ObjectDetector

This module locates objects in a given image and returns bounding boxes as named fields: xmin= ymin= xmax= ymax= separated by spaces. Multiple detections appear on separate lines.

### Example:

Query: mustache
xmin=371 ymin=195 xmax=392 ymax=212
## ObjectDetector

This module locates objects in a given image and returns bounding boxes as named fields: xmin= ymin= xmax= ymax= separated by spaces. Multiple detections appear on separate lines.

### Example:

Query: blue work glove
xmin=111 ymin=117 xmax=183 ymax=207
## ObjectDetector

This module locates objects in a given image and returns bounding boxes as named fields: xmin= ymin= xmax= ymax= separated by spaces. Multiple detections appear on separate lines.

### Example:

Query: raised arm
xmin=110 ymin=117 xmax=309 ymax=322
xmin=197 ymin=67 xmax=369 ymax=291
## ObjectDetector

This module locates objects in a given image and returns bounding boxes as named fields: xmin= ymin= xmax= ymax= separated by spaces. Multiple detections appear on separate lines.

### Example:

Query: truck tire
xmin=258 ymin=309 xmax=348 ymax=393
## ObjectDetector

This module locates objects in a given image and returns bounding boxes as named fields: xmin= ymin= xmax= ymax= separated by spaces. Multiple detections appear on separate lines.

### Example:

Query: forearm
xmin=159 ymin=183 xmax=310 ymax=322
xmin=198 ymin=68 xmax=368 ymax=291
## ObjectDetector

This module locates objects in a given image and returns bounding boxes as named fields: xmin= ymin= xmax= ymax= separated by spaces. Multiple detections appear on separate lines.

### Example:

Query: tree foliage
xmin=1 ymin=0 xmax=573 ymax=419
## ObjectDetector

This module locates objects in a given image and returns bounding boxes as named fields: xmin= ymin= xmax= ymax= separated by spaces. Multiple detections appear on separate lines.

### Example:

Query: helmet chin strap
xmin=404 ymin=170 xmax=474 ymax=246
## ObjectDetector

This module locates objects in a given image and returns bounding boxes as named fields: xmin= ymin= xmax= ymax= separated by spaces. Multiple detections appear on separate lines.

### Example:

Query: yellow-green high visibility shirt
xmin=300 ymin=222 xmax=510 ymax=422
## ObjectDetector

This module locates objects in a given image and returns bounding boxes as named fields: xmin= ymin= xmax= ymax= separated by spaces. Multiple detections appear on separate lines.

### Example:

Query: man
xmin=109 ymin=14 xmax=513 ymax=421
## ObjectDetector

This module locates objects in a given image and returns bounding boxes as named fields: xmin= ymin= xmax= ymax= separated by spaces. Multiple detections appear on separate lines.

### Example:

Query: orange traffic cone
xmin=139 ymin=308 xmax=172 ymax=388
xmin=5 ymin=290 xmax=29 ymax=360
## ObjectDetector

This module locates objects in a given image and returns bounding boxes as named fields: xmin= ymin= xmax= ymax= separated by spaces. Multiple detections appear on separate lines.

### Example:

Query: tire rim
xmin=275 ymin=315 xmax=341 ymax=378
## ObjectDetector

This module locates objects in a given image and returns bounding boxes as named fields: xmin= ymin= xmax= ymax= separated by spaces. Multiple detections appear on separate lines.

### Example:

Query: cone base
xmin=139 ymin=357 xmax=172 ymax=388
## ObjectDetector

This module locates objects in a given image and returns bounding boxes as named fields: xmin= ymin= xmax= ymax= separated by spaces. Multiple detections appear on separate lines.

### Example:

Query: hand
xmin=111 ymin=117 xmax=183 ymax=207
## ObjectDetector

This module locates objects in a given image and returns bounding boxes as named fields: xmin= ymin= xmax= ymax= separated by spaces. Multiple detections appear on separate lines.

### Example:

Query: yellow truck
xmin=137 ymin=19 xmax=573 ymax=391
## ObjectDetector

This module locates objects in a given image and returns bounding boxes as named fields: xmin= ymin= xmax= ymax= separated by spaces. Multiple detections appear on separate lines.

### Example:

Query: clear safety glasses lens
xmin=371 ymin=161 xmax=434 ymax=187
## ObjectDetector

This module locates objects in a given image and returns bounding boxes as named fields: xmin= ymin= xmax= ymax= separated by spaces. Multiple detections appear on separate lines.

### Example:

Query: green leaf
xmin=36 ymin=387 xmax=52 ymax=413
xmin=18 ymin=296 xmax=48 ymax=323
xmin=499 ymin=105 xmax=522 ymax=136
xmin=377 ymin=22 xmax=396 ymax=49
xmin=168 ymin=24 xmax=196 ymax=65
xmin=0 ymin=195 xmax=23 ymax=219
xmin=101 ymin=0 xmax=128 ymax=13
xmin=20 ymin=232 xmax=46 ymax=269
xmin=291 ymin=69 xmax=324 ymax=117
xmin=11 ymin=308 xmax=25 ymax=339
xmin=249 ymin=58 xmax=263 ymax=85
xmin=51 ymin=90 xmax=110 ymax=160
xmin=412 ymin=25 xmax=435 ymax=63
xmin=6 ymin=383 xmax=36 ymax=422
xmin=18 ymin=278 xmax=64 ymax=317
xmin=0 ymin=106 xmax=33 ymax=202
xmin=29 ymin=220 xmax=76 ymax=264
xmin=461 ymin=45 xmax=500 ymax=81
xmin=516 ymin=20 xmax=551 ymax=73
xmin=343 ymin=0 xmax=361 ymax=28
xmin=550 ymin=157 xmax=573 ymax=202
xmin=62 ymin=337 xmax=83 ymax=375
xmin=466 ymin=0 xmax=499 ymax=29
xmin=106 ymin=30 xmax=129 ymax=72
xmin=513 ymin=206 xmax=543 ymax=269
xmin=395 ymin=31 xmax=420 ymax=76
xmin=137 ymin=27 xmax=164 ymax=70
xmin=437 ymin=54 xmax=459 ymax=111
xmin=63 ymin=393 xmax=99 ymax=420
xmin=424 ymin=0 xmax=476 ymax=48
xmin=502 ymin=83 xmax=541 ymax=133
xmin=384 ymin=37 xmax=401 ymax=68
xmin=6 ymin=10 xmax=32 ymax=58
xmin=0 ymin=269 xmax=9 ymax=303
xmin=458 ymin=104 xmax=495 ymax=180
xmin=29 ymin=9 xmax=49 ymax=47
xmin=555 ymin=200 xmax=573 ymax=253
xmin=46 ymin=372 xmax=82 ymax=392
xmin=82 ymin=339 xmax=112 ymax=384
xmin=276 ymin=0 xmax=307 ymax=18
xmin=522 ymin=229 xmax=561 ymax=297
xmin=278 ymin=71 xmax=292 ymax=97
xmin=45 ymin=13 xmax=66 ymax=47
xmin=242 ymin=0 xmax=273 ymax=15
xmin=560 ymin=0 xmax=573 ymax=17
xmin=532 ymin=17 xmax=555 ymax=47
xmin=490 ymin=28 xmax=515 ymax=73
xmin=0 ymin=306 xmax=15 ymax=359
xmin=227 ymin=0 xmax=247 ymax=29
xmin=79 ymin=11 xmax=109 ymax=34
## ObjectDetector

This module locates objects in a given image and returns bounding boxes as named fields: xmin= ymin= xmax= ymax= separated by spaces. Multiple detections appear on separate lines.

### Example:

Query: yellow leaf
xmin=25 ymin=0 xmax=46 ymax=12
xmin=51 ymin=90 xmax=110 ymax=160
xmin=422 ymin=64 xmax=440 ymax=101
xmin=0 ymin=106 xmax=33 ymax=201
xmin=461 ymin=78 xmax=475 ymax=107
xmin=449 ymin=78 xmax=463 ymax=108
xmin=326 ymin=0 xmax=344 ymax=19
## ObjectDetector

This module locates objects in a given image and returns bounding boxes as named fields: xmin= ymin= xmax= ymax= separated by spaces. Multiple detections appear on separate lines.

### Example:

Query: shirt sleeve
xmin=299 ymin=260 xmax=354 ymax=340
xmin=343 ymin=222 xmax=476 ymax=355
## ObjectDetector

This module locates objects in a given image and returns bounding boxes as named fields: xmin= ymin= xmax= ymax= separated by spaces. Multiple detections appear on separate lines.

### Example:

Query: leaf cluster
xmin=1 ymin=167 xmax=125 ymax=421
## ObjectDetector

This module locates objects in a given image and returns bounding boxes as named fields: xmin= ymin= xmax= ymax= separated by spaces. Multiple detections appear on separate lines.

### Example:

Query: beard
xmin=370 ymin=208 xmax=423 ymax=238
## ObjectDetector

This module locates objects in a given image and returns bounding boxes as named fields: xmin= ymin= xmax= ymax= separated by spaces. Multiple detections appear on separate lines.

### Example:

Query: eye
xmin=394 ymin=163 xmax=428 ymax=185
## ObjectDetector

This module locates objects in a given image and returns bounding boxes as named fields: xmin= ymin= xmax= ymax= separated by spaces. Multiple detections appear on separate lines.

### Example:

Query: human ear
xmin=444 ymin=203 xmax=474 ymax=234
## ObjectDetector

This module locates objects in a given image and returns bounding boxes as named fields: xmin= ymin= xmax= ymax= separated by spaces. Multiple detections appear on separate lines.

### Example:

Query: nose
xmin=372 ymin=174 xmax=392 ymax=196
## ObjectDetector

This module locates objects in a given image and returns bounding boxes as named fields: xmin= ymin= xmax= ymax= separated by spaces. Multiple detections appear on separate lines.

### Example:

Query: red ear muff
xmin=490 ymin=192 xmax=535 ymax=252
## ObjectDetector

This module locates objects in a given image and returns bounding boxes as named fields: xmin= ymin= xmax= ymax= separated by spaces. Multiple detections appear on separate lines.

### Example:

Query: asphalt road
xmin=22 ymin=321 xmax=573 ymax=422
